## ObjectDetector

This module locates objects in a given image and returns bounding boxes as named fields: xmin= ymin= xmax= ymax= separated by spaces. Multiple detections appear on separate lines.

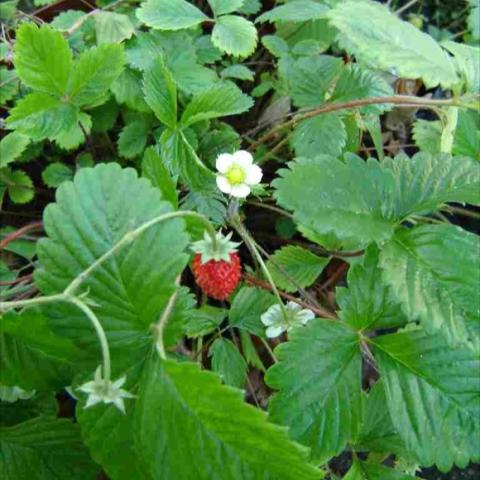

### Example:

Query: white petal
xmin=112 ymin=397 xmax=126 ymax=414
xmin=230 ymin=184 xmax=251 ymax=198
xmin=78 ymin=381 xmax=96 ymax=394
xmin=245 ymin=164 xmax=263 ymax=186
xmin=216 ymin=153 xmax=234 ymax=173
xmin=261 ymin=305 xmax=281 ymax=326
xmin=232 ymin=150 xmax=253 ymax=168
xmin=297 ymin=309 xmax=315 ymax=325
xmin=84 ymin=394 xmax=102 ymax=409
xmin=216 ymin=175 xmax=232 ymax=194
xmin=112 ymin=376 xmax=126 ymax=389
xmin=266 ymin=325 xmax=285 ymax=338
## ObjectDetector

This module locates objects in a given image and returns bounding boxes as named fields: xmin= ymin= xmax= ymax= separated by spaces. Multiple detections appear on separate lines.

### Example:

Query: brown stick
xmin=0 ymin=222 xmax=43 ymax=251
xmin=0 ymin=274 xmax=33 ymax=286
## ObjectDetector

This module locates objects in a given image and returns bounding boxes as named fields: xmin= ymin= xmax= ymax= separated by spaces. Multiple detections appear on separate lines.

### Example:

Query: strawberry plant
xmin=0 ymin=1 xmax=479 ymax=479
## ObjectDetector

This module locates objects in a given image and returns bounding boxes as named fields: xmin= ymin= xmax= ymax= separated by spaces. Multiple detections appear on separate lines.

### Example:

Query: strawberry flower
xmin=216 ymin=150 xmax=263 ymax=198
xmin=261 ymin=301 xmax=315 ymax=338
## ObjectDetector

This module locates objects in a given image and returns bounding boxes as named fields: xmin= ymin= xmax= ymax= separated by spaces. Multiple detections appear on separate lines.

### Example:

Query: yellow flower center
xmin=226 ymin=165 xmax=246 ymax=185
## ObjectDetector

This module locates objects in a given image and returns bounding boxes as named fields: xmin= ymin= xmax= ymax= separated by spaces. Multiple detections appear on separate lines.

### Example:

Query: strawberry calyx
xmin=191 ymin=230 xmax=240 ymax=263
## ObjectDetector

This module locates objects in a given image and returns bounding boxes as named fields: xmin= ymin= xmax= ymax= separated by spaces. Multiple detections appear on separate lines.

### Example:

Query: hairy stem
xmin=156 ymin=277 xmax=181 ymax=360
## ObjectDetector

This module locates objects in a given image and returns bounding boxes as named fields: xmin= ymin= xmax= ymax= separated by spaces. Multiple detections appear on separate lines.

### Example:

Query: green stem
xmin=440 ymin=107 xmax=458 ymax=153
xmin=0 ymin=293 xmax=65 ymax=312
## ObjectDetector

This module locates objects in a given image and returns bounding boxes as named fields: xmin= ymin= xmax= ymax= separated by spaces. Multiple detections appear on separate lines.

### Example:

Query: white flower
xmin=78 ymin=366 xmax=135 ymax=414
xmin=216 ymin=150 xmax=263 ymax=198
xmin=261 ymin=301 xmax=315 ymax=338
xmin=0 ymin=385 xmax=36 ymax=403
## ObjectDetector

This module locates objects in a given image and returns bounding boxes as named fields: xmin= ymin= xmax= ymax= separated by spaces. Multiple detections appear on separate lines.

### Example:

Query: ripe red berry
xmin=192 ymin=252 xmax=241 ymax=300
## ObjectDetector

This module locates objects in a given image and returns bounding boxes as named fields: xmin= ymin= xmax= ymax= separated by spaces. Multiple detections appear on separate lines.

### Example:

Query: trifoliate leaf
xmin=34 ymin=164 xmax=190 ymax=373
xmin=118 ymin=120 xmax=150 ymax=159
xmin=181 ymin=83 xmax=253 ymax=127
xmin=337 ymin=246 xmax=407 ymax=331
xmin=327 ymin=0 xmax=458 ymax=89
xmin=212 ymin=15 xmax=258 ymax=58
xmin=267 ymin=245 xmax=329 ymax=293
xmin=94 ymin=11 xmax=134 ymax=45
xmin=274 ymin=153 xmax=480 ymax=246
xmin=379 ymin=224 xmax=480 ymax=348
xmin=137 ymin=0 xmax=209 ymax=30
xmin=266 ymin=319 xmax=362 ymax=462
xmin=207 ymin=0 xmax=244 ymax=16
xmin=373 ymin=329 xmax=480 ymax=471
xmin=343 ymin=459 xmax=417 ymax=480
xmin=0 ymin=417 xmax=97 ymax=479
xmin=13 ymin=23 xmax=72 ymax=95
xmin=291 ymin=114 xmax=347 ymax=158
xmin=209 ymin=338 xmax=247 ymax=388
xmin=42 ymin=162 xmax=73 ymax=188
xmin=135 ymin=356 xmax=323 ymax=479
xmin=7 ymin=92 xmax=79 ymax=141
xmin=143 ymin=59 xmax=177 ymax=128
xmin=257 ymin=0 xmax=329 ymax=23
xmin=68 ymin=43 xmax=125 ymax=107
xmin=0 ymin=131 xmax=30 ymax=168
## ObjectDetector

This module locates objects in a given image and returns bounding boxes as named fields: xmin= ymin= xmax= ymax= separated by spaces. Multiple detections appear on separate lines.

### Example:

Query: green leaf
xmin=111 ymin=69 xmax=150 ymax=113
xmin=207 ymin=0 xmax=244 ymax=16
xmin=267 ymin=245 xmax=329 ymax=293
xmin=291 ymin=114 xmax=346 ymax=158
xmin=68 ymin=43 xmax=125 ymax=107
xmin=327 ymin=0 xmax=458 ymax=89
xmin=273 ymin=153 xmax=480 ymax=246
xmin=34 ymin=164 xmax=190 ymax=373
xmin=91 ymin=98 xmax=119 ymax=132
xmin=453 ymin=110 xmax=480 ymax=160
xmin=239 ymin=0 xmax=260 ymax=15
xmin=379 ymin=224 xmax=480 ymax=348
xmin=262 ymin=35 xmax=289 ymax=58
xmin=42 ymin=162 xmax=73 ymax=188
xmin=94 ymin=11 xmax=134 ymax=44
xmin=184 ymin=305 xmax=226 ymax=337
xmin=0 ymin=68 xmax=18 ymax=104
xmin=13 ymin=23 xmax=72 ymax=95
xmin=220 ymin=64 xmax=254 ymax=81
xmin=343 ymin=459 xmax=417 ymax=480
xmin=7 ymin=92 xmax=78 ymax=141
xmin=53 ymin=111 xmax=91 ymax=151
xmin=0 ymin=131 xmax=29 ymax=168
xmin=135 ymin=356 xmax=323 ymax=479
xmin=330 ymin=64 xmax=394 ymax=113
xmin=373 ymin=329 xmax=480 ymax=471
xmin=412 ymin=119 xmax=442 ymax=154
xmin=118 ymin=120 xmax=150 ymax=159
xmin=143 ymin=59 xmax=177 ymax=128
xmin=2 ymin=168 xmax=34 ymax=204
xmin=209 ymin=338 xmax=247 ymax=388
xmin=257 ymin=1 xmax=329 ymax=23
xmin=137 ymin=0 xmax=209 ymax=30
xmin=142 ymin=146 xmax=178 ymax=208
xmin=181 ymin=190 xmax=227 ymax=225
xmin=442 ymin=41 xmax=480 ymax=94
xmin=266 ymin=319 xmax=362 ymax=462
xmin=212 ymin=15 xmax=258 ymax=58
xmin=0 ymin=417 xmax=97 ymax=479
xmin=0 ymin=309 xmax=82 ymax=391
xmin=181 ymin=83 xmax=252 ymax=127
xmin=229 ymin=286 xmax=276 ymax=337
xmin=337 ymin=246 xmax=407 ymax=331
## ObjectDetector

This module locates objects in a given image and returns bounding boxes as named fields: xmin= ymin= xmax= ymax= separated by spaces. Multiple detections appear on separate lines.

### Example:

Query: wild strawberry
xmin=191 ymin=231 xmax=241 ymax=300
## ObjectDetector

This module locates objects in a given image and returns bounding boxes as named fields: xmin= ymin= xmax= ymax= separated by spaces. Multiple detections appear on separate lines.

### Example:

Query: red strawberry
xmin=192 ymin=252 xmax=241 ymax=300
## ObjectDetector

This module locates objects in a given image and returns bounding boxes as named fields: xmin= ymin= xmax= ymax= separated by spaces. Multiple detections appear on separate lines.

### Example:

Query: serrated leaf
xmin=42 ymin=162 xmax=73 ymax=187
xmin=266 ymin=319 xmax=362 ymax=462
xmin=453 ymin=110 xmax=480 ymax=160
xmin=267 ymin=245 xmax=329 ymax=293
xmin=229 ymin=286 xmax=277 ymax=337
xmin=135 ymin=356 xmax=323 ymax=479
xmin=0 ymin=417 xmax=97 ymax=479
xmin=257 ymin=0 xmax=329 ymax=23
xmin=94 ymin=11 xmax=134 ymax=45
xmin=262 ymin=35 xmax=289 ymax=58
xmin=0 ymin=309 xmax=82 ymax=391
xmin=2 ymin=168 xmax=34 ymax=204
xmin=209 ymin=338 xmax=247 ymax=388
xmin=13 ymin=23 xmax=72 ymax=95
xmin=53 ymin=111 xmax=91 ymax=151
xmin=68 ymin=43 xmax=125 ymax=107
xmin=273 ymin=153 xmax=480 ymax=246
xmin=327 ymin=0 xmax=458 ymax=89
xmin=239 ymin=0 xmax=260 ymax=15
xmin=181 ymin=190 xmax=227 ymax=225
xmin=143 ymin=59 xmax=177 ymax=128
xmin=291 ymin=114 xmax=346 ymax=158
xmin=7 ymin=92 xmax=79 ymax=141
xmin=118 ymin=120 xmax=150 ymax=159
xmin=181 ymin=83 xmax=252 ymax=126
xmin=90 ymin=98 xmax=119 ymax=132
xmin=111 ymin=69 xmax=150 ymax=113
xmin=137 ymin=0 xmax=209 ymax=30
xmin=373 ymin=329 xmax=480 ymax=471
xmin=207 ymin=0 xmax=244 ymax=16
xmin=330 ymin=64 xmax=394 ymax=113
xmin=0 ymin=68 xmax=18 ymax=104
xmin=442 ymin=41 xmax=480 ymax=94
xmin=379 ymin=224 xmax=480 ymax=348
xmin=337 ymin=246 xmax=407 ymax=331
xmin=212 ymin=15 xmax=258 ymax=58
xmin=184 ymin=305 xmax=226 ymax=337
xmin=412 ymin=119 xmax=442 ymax=153
xmin=142 ymin=146 xmax=178 ymax=207
xmin=220 ymin=64 xmax=254 ymax=81
xmin=0 ymin=131 xmax=29 ymax=168
xmin=344 ymin=459 xmax=417 ymax=480
xmin=34 ymin=164 xmax=190 ymax=373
